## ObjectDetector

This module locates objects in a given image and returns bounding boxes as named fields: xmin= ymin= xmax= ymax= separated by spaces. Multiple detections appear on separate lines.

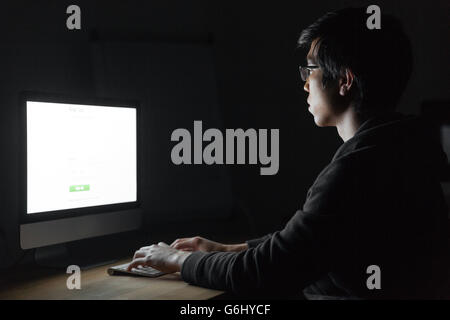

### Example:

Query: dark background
xmin=0 ymin=0 xmax=449 ymax=268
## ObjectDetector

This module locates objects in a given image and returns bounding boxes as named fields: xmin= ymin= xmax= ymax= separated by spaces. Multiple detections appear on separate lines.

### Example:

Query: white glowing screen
xmin=27 ymin=101 xmax=137 ymax=214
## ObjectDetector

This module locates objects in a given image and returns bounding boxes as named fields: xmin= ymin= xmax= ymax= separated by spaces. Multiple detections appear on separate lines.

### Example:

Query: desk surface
xmin=0 ymin=259 xmax=224 ymax=300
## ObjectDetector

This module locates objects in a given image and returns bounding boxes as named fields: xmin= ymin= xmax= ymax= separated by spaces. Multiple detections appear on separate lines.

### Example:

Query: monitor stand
xmin=34 ymin=244 xmax=118 ymax=270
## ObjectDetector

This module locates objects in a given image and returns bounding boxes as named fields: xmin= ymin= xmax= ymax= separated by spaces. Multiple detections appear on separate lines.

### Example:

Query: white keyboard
xmin=107 ymin=262 xmax=166 ymax=278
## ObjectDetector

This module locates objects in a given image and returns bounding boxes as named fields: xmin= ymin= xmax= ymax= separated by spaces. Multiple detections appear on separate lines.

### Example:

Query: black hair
xmin=298 ymin=7 xmax=413 ymax=118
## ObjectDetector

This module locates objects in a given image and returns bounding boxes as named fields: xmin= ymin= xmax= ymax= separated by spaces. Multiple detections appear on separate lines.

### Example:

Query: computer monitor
xmin=19 ymin=93 xmax=142 ymax=258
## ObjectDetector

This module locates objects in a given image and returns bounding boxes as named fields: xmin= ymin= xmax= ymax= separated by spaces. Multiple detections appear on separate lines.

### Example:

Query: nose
xmin=303 ymin=78 xmax=310 ymax=93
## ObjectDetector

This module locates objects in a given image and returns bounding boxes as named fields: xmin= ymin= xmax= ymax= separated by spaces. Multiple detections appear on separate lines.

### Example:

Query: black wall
xmin=0 ymin=0 xmax=449 ymax=268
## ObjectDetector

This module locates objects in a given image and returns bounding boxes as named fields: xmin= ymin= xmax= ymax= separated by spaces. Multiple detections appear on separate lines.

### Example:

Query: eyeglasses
xmin=299 ymin=65 xmax=319 ymax=81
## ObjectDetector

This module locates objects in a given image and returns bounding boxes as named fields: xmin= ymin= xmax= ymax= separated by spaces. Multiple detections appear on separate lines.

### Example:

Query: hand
xmin=170 ymin=236 xmax=226 ymax=252
xmin=170 ymin=236 xmax=248 ymax=253
xmin=127 ymin=242 xmax=192 ymax=273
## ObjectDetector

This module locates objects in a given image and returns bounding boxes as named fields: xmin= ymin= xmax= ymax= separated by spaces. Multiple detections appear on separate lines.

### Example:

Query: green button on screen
xmin=70 ymin=184 xmax=90 ymax=192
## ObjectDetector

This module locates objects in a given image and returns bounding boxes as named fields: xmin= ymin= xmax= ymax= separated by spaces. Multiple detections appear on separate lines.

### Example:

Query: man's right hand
xmin=170 ymin=236 xmax=248 ymax=253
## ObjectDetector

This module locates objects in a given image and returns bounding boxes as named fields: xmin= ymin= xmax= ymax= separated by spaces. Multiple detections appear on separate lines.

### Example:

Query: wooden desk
xmin=0 ymin=259 xmax=224 ymax=300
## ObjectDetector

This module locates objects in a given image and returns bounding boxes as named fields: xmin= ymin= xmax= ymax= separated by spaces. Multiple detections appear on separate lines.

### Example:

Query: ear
xmin=339 ymin=68 xmax=355 ymax=96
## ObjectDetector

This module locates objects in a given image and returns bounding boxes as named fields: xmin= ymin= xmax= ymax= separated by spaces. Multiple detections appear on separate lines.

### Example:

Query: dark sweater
xmin=181 ymin=112 xmax=450 ymax=299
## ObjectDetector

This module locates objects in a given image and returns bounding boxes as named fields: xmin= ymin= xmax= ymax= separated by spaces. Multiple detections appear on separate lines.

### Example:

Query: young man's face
xmin=304 ymin=39 xmax=343 ymax=127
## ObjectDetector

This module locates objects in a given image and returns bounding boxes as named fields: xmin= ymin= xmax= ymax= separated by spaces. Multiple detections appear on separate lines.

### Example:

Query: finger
xmin=158 ymin=242 xmax=170 ymax=247
xmin=127 ymin=258 xmax=146 ymax=271
xmin=170 ymin=238 xmax=187 ymax=247
xmin=133 ymin=250 xmax=146 ymax=260
xmin=173 ymin=240 xmax=195 ymax=251
xmin=172 ymin=243 xmax=184 ymax=250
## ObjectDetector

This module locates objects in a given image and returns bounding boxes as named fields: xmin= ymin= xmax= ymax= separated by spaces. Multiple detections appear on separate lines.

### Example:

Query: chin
xmin=309 ymin=105 xmax=334 ymax=127
xmin=313 ymin=117 xmax=327 ymax=127
xmin=309 ymin=110 xmax=324 ymax=127
xmin=309 ymin=106 xmax=329 ymax=127
xmin=312 ymin=113 xmax=333 ymax=127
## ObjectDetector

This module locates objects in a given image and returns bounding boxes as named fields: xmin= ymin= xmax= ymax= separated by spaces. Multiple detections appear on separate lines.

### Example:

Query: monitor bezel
xmin=19 ymin=91 xmax=142 ymax=224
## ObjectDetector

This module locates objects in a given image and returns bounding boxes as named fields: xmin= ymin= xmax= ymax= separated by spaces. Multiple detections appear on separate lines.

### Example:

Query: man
xmin=128 ymin=8 xmax=449 ymax=299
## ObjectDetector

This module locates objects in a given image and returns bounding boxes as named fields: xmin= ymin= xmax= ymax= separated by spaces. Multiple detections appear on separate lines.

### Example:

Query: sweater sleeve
xmin=181 ymin=159 xmax=356 ymax=297
xmin=246 ymin=234 xmax=272 ymax=248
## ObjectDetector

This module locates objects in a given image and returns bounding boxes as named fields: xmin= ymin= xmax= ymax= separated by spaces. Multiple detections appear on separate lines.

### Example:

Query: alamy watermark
xmin=64 ymin=4 xmax=380 ymax=31
xmin=66 ymin=265 xmax=81 ymax=290
xmin=366 ymin=264 xmax=381 ymax=290
xmin=366 ymin=5 xmax=381 ymax=30
xmin=171 ymin=121 xmax=279 ymax=175
xmin=66 ymin=5 xmax=81 ymax=30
